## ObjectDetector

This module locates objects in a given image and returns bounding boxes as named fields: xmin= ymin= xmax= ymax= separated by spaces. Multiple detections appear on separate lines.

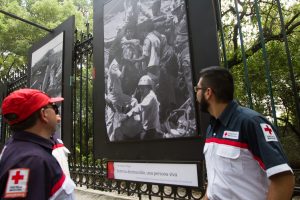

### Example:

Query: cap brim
xmin=49 ymin=97 xmax=64 ymax=103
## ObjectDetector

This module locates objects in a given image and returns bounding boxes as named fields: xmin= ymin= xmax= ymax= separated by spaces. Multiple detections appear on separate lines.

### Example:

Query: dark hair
xmin=124 ymin=21 xmax=137 ymax=33
xmin=6 ymin=110 xmax=41 ymax=132
xmin=138 ymin=20 xmax=154 ymax=33
xmin=199 ymin=66 xmax=234 ymax=103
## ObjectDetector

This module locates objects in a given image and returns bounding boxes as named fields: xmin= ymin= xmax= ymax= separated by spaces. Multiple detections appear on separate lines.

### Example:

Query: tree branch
xmin=277 ymin=117 xmax=300 ymax=139
xmin=227 ymin=15 xmax=300 ymax=68
xmin=285 ymin=12 xmax=300 ymax=28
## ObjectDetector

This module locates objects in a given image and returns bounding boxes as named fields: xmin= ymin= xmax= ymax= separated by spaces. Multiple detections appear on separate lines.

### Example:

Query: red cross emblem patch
xmin=260 ymin=123 xmax=278 ymax=142
xmin=4 ymin=168 xmax=29 ymax=198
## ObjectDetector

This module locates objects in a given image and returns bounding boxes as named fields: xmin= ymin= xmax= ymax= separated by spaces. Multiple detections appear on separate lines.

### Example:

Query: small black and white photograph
xmin=30 ymin=32 xmax=64 ymax=98
xmin=104 ymin=0 xmax=197 ymax=142
xmin=30 ymin=32 xmax=64 ymax=137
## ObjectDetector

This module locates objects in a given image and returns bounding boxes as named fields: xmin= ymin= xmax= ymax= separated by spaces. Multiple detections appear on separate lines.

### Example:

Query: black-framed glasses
xmin=43 ymin=104 xmax=59 ymax=115
xmin=194 ymin=86 xmax=205 ymax=93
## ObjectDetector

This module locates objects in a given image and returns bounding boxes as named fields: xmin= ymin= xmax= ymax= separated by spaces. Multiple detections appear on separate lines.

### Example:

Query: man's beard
xmin=199 ymin=94 xmax=209 ymax=113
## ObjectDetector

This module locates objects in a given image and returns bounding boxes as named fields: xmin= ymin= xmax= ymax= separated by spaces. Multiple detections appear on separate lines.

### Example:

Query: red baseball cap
xmin=1 ymin=88 xmax=64 ymax=125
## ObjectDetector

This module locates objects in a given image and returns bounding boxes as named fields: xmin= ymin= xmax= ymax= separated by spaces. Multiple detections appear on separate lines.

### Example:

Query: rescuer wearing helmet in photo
xmin=124 ymin=75 xmax=161 ymax=140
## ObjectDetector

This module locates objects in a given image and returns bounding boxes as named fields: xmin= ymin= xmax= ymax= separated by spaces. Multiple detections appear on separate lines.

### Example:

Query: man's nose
xmin=56 ymin=114 xmax=61 ymax=123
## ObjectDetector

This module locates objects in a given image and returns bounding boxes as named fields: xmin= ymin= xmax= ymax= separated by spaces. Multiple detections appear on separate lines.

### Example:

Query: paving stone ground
xmin=75 ymin=187 xmax=137 ymax=200
xmin=75 ymin=187 xmax=300 ymax=200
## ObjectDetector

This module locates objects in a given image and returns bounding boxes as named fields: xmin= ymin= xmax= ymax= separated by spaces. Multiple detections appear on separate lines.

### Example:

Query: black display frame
xmin=27 ymin=16 xmax=75 ymax=151
xmin=93 ymin=0 xmax=219 ymax=161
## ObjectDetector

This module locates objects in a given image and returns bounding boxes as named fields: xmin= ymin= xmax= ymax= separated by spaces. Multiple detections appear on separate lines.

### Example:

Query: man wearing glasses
xmin=195 ymin=66 xmax=294 ymax=200
xmin=0 ymin=88 xmax=75 ymax=199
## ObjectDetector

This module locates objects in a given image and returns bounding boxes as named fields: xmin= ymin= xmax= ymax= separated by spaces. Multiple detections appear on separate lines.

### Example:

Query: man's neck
xmin=25 ymin=125 xmax=51 ymax=140
xmin=209 ymin=102 xmax=229 ymax=119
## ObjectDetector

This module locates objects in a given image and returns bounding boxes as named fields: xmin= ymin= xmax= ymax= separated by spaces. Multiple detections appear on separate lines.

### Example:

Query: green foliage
xmin=0 ymin=0 xmax=90 ymax=79
xmin=73 ymin=56 xmax=94 ymax=160
xmin=280 ymin=133 xmax=300 ymax=168
xmin=225 ymin=0 xmax=300 ymax=164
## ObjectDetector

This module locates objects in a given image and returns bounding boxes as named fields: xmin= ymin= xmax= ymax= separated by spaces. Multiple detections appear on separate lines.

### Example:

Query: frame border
xmin=93 ymin=0 xmax=219 ymax=161
xmin=27 ymin=16 xmax=75 ymax=151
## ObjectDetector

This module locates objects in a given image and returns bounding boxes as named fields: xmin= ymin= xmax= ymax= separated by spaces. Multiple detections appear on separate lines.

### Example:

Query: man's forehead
xmin=197 ymin=78 xmax=203 ymax=86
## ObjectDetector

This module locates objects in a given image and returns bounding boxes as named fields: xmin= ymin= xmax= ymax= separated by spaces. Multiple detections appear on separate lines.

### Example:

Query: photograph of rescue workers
xmin=30 ymin=32 xmax=63 ymax=98
xmin=30 ymin=32 xmax=63 ymax=136
xmin=104 ymin=0 xmax=197 ymax=141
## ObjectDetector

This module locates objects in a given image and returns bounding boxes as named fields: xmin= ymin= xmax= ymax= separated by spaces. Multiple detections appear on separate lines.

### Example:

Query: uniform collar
xmin=12 ymin=131 xmax=54 ymax=151
xmin=218 ymin=100 xmax=238 ymax=127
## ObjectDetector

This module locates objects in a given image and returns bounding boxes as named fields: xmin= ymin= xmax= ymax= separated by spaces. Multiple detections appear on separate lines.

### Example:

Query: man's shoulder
xmin=0 ymin=145 xmax=55 ymax=176
xmin=236 ymin=105 xmax=261 ymax=118
xmin=3 ymin=140 xmax=52 ymax=162
xmin=233 ymin=105 xmax=272 ymax=128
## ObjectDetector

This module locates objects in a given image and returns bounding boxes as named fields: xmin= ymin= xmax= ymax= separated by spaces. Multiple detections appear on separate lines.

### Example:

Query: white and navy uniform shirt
xmin=0 ymin=131 xmax=75 ymax=199
xmin=204 ymin=100 xmax=293 ymax=200
xmin=51 ymin=135 xmax=71 ymax=178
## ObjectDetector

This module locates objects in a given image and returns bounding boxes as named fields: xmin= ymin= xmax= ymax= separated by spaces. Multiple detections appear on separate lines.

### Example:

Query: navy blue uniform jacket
xmin=0 ymin=131 xmax=65 ymax=199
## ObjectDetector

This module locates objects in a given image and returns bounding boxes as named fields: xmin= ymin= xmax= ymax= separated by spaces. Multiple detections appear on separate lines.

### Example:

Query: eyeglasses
xmin=194 ymin=86 xmax=205 ymax=93
xmin=43 ymin=104 xmax=59 ymax=115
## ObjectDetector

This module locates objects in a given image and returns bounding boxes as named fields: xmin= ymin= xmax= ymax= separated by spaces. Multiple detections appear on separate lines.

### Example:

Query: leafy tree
xmin=0 ymin=0 xmax=90 ymax=80
xmin=219 ymin=0 xmax=300 ymax=166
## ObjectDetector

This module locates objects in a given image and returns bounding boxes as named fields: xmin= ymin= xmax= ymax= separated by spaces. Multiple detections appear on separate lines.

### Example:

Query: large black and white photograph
xmin=104 ymin=0 xmax=197 ymax=142
xmin=30 ymin=32 xmax=64 ymax=97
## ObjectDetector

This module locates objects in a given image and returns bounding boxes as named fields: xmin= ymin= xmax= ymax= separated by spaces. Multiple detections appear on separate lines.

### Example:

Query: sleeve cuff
xmin=266 ymin=163 xmax=293 ymax=177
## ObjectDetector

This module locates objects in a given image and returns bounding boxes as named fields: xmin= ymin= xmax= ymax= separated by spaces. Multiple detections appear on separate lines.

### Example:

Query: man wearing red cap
xmin=0 ymin=88 xmax=75 ymax=199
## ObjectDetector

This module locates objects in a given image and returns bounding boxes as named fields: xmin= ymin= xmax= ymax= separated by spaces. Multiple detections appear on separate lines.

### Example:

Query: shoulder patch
xmin=260 ymin=123 xmax=278 ymax=142
xmin=223 ymin=131 xmax=239 ymax=140
xmin=4 ymin=168 xmax=30 ymax=198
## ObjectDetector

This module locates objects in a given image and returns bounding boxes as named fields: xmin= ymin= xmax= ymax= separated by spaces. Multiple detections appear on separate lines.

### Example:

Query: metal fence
xmin=0 ymin=0 xmax=299 ymax=199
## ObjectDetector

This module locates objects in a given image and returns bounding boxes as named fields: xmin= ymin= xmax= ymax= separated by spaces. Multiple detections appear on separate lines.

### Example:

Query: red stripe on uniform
xmin=50 ymin=174 xmax=66 ymax=196
xmin=205 ymin=138 xmax=248 ymax=148
xmin=53 ymin=144 xmax=64 ymax=149
xmin=252 ymin=155 xmax=266 ymax=170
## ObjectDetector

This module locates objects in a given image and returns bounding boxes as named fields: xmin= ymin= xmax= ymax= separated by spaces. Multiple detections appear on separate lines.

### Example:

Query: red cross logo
xmin=12 ymin=171 xmax=24 ymax=184
xmin=264 ymin=125 xmax=273 ymax=135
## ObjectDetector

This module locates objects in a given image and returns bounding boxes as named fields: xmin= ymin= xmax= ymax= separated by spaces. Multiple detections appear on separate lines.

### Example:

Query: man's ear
xmin=205 ymin=88 xmax=214 ymax=100
xmin=39 ymin=109 xmax=49 ymax=123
